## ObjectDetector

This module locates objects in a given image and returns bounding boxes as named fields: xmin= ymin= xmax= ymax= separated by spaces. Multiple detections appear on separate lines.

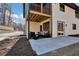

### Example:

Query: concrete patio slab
xmin=29 ymin=36 xmax=79 ymax=55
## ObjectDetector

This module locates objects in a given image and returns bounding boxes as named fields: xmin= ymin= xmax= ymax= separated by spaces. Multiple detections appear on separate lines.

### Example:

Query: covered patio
xmin=29 ymin=36 xmax=79 ymax=55
xmin=26 ymin=3 xmax=52 ymax=39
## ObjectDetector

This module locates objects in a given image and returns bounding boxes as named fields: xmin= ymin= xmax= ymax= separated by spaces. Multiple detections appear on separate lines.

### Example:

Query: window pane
xmin=75 ymin=11 xmax=79 ymax=18
xmin=58 ymin=23 xmax=63 ymax=31
xmin=60 ymin=3 xmax=65 ymax=12
xmin=72 ymin=24 xmax=76 ymax=30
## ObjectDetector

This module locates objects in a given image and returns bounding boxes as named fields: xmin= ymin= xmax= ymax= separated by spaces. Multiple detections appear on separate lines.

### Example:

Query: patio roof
xmin=28 ymin=10 xmax=51 ymax=22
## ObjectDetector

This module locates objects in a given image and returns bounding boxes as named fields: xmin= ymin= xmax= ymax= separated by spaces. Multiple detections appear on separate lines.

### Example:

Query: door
xmin=57 ymin=21 xmax=64 ymax=36
xmin=43 ymin=21 xmax=50 ymax=33
xmin=40 ymin=25 xmax=42 ymax=32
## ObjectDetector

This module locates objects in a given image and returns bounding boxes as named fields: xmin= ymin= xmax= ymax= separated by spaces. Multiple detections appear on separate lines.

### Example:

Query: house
xmin=0 ymin=3 xmax=14 ymax=33
xmin=25 ymin=3 xmax=79 ymax=39
xmin=0 ymin=3 xmax=11 ymax=26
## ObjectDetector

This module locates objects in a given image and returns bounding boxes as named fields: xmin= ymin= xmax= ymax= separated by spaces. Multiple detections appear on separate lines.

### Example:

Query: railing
xmin=30 ymin=4 xmax=51 ymax=15
xmin=30 ymin=4 xmax=41 ymax=12
xmin=43 ymin=7 xmax=51 ymax=15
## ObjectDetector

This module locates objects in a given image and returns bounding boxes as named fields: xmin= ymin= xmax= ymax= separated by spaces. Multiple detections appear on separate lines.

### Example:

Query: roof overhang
xmin=64 ymin=3 xmax=79 ymax=10
xmin=28 ymin=10 xmax=51 ymax=22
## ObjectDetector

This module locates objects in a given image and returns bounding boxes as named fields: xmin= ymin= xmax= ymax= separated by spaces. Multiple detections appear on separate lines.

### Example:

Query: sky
xmin=11 ymin=3 xmax=23 ymax=15
xmin=75 ymin=3 xmax=79 ymax=6
xmin=11 ymin=3 xmax=24 ymax=25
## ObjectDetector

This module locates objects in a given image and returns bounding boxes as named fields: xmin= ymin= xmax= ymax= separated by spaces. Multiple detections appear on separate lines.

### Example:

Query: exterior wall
xmin=5 ymin=9 xmax=10 ymax=26
xmin=4 ymin=4 xmax=11 ymax=26
xmin=0 ymin=4 xmax=3 ymax=25
xmin=52 ymin=3 xmax=79 ymax=37
xmin=30 ymin=22 xmax=40 ymax=34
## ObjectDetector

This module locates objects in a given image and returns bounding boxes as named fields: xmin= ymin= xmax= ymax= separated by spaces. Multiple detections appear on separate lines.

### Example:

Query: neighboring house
xmin=0 ymin=3 xmax=14 ymax=33
xmin=0 ymin=3 xmax=11 ymax=26
xmin=10 ymin=21 xmax=18 ymax=31
xmin=15 ymin=23 xmax=25 ymax=31
xmin=26 ymin=3 xmax=79 ymax=39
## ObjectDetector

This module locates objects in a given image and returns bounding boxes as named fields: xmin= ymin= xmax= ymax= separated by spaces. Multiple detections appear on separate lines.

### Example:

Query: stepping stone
xmin=6 ymin=37 xmax=37 ymax=56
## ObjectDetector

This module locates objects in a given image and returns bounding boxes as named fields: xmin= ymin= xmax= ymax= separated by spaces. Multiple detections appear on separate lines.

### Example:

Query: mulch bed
xmin=6 ymin=36 xmax=37 ymax=56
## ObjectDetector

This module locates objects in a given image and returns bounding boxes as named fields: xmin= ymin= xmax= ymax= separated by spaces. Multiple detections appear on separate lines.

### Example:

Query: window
xmin=75 ymin=10 xmax=79 ymax=18
xmin=43 ymin=22 xmax=49 ymax=31
xmin=5 ymin=10 xmax=10 ymax=16
xmin=58 ymin=22 xmax=64 ymax=31
xmin=72 ymin=24 xmax=76 ymax=30
xmin=60 ymin=3 xmax=65 ymax=12
xmin=57 ymin=21 xmax=64 ymax=36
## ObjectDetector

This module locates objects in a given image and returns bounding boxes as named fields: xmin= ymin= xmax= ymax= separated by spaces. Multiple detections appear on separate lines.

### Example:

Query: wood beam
xmin=30 ymin=10 xmax=51 ymax=17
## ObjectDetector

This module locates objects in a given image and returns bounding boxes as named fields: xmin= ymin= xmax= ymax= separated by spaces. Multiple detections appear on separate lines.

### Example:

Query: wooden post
xmin=27 ymin=4 xmax=30 ymax=40
xmin=23 ymin=3 xmax=25 ymax=18
xmin=41 ymin=3 xmax=43 ymax=13
xmin=23 ymin=3 xmax=30 ymax=40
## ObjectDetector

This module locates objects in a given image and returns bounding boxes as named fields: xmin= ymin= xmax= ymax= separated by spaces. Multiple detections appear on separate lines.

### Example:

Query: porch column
xmin=23 ymin=3 xmax=30 ymax=39
xmin=41 ymin=3 xmax=43 ymax=13
xmin=26 ymin=21 xmax=30 ymax=39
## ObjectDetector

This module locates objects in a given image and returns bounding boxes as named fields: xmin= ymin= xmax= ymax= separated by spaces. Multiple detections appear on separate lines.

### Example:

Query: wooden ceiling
xmin=28 ymin=10 xmax=51 ymax=22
